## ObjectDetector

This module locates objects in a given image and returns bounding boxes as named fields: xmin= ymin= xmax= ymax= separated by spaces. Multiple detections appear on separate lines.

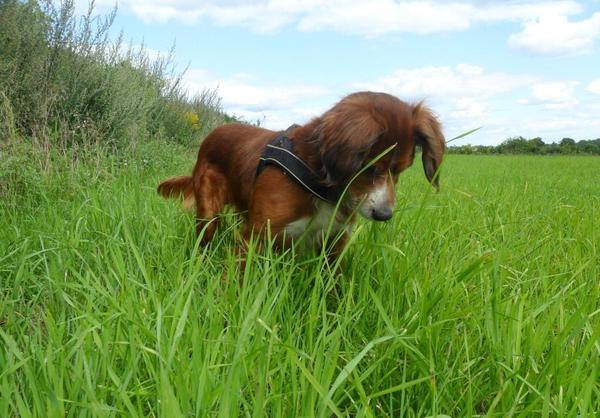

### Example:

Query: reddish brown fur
xmin=157 ymin=91 xmax=445 ymax=262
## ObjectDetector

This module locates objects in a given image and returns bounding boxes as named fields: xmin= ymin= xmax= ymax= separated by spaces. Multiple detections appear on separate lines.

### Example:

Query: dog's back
xmin=157 ymin=123 xmax=277 ymax=213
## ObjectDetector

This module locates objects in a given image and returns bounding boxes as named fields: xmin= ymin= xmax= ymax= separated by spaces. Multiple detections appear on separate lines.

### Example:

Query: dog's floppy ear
xmin=413 ymin=104 xmax=445 ymax=190
xmin=316 ymin=110 xmax=384 ymax=185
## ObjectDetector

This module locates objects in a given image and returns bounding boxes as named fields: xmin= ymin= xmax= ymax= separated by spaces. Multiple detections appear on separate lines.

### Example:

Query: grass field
xmin=1 ymin=143 xmax=599 ymax=417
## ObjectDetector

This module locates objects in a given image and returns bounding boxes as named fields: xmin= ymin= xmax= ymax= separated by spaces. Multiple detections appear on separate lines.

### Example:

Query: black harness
xmin=256 ymin=132 xmax=342 ymax=204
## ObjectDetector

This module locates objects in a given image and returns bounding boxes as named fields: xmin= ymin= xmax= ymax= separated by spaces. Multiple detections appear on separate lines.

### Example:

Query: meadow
xmin=0 ymin=143 xmax=598 ymax=417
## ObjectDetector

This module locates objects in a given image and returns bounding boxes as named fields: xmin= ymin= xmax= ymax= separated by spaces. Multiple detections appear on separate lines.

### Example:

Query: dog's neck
xmin=286 ymin=119 xmax=355 ymax=217
xmin=286 ymin=118 xmax=324 ymax=180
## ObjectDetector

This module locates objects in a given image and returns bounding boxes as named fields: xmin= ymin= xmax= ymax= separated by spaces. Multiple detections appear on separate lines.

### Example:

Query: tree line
xmin=449 ymin=136 xmax=600 ymax=155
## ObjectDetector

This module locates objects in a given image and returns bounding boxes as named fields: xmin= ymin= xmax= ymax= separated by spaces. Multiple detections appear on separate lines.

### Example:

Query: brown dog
xmin=158 ymin=91 xmax=445 ymax=259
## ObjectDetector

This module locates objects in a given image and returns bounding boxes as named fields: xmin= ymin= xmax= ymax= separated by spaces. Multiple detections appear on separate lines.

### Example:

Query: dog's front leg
xmin=234 ymin=167 xmax=313 ymax=281
xmin=231 ymin=219 xmax=289 ymax=285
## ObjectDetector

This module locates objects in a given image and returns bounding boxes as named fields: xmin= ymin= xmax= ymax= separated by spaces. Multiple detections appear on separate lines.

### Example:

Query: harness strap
xmin=256 ymin=132 xmax=341 ymax=203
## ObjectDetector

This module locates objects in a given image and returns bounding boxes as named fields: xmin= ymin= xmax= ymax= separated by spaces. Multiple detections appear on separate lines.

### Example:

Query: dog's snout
xmin=358 ymin=180 xmax=396 ymax=222
xmin=371 ymin=207 xmax=393 ymax=222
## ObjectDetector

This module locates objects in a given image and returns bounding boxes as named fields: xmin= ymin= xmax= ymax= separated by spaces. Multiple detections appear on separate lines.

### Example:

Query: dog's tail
xmin=157 ymin=176 xmax=195 ymax=211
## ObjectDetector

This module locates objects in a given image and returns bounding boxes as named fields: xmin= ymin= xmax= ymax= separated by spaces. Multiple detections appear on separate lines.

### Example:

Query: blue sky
xmin=90 ymin=0 xmax=600 ymax=145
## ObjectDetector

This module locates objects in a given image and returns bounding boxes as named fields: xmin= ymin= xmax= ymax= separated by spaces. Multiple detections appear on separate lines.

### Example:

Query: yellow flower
xmin=184 ymin=111 xmax=200 ymax=130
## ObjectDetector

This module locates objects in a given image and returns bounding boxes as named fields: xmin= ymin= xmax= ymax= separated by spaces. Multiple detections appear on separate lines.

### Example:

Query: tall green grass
xmin=1 ymin=145 xmax=598 ymax=417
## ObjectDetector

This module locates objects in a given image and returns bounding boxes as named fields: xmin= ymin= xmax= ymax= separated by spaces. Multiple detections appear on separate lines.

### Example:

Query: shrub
xmin=0 ymin=0 xmax=224 ymax=148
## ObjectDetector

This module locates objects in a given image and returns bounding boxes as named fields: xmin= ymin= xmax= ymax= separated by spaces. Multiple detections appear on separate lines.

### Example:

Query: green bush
xmin=0 ymin=0 xmax=224 ymax=148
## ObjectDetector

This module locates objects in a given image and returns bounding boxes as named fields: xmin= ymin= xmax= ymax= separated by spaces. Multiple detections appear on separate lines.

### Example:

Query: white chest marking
xmin=284 ymin=218 xmax=311 ymax=238
xmin=283 ymin=202 xmax=350 ymax=244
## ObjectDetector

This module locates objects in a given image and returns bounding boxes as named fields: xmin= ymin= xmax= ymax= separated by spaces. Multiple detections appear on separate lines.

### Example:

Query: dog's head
xmin=312 ymin=92 xmax=445 ymax=221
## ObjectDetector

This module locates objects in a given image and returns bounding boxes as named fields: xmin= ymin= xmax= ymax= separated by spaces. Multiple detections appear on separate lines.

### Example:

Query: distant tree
xmin=560 ymin=137 xmax=576 ymax=146
xmin=448 ymin=136 xmax=600 ymax=156
xmin=576 ymin=138 xmax=600 ymax=154
xmin=543 ymin=143 xmax=561 ymax=154
xmin=526 ymin=137 xmax=545 ymax=153
xmin=498 ymin=136 xmax=528 ymax=154
xmin=529 ymin=137 xmax=544 ymax=147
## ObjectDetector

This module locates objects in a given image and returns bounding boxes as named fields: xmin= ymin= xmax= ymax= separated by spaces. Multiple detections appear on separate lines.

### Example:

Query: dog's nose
xmin=372 ymin=207 xmax=393 ymax=221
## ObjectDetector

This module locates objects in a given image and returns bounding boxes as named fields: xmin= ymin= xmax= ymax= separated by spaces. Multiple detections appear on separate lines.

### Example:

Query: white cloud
xmin=90 ymin=1 xmax=587 ymax=39
xmin=587 ymin=79 xmax=600 ymax=94
xmin=297 ymin=0 xmax=583 ymax=37
xmin=129 ymin=1 xmax=303 ymax=31
xmin=296 ymin=1 xmax=474 ymax=37
xmin=509 ymin=12 xmax=600 ymax=55
xmin=526 ymin=119 xmax=579 ymax=131
xmin=521 ymin=82 xmax=579 ymax=109
xmin=184 ymin=69 xmax=328 ymax=111
xmin=450 ymin=98 xmax=487 ymax=121
xmin=472 ymin=1 xmax=581 ymax=22
xmin=183 ymin=69 xmax=329 ymax=128
xmin=353 ymin=64 xmax=536 ymax=101
xmin=88 ymin=1 xmax=600 ymax=57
